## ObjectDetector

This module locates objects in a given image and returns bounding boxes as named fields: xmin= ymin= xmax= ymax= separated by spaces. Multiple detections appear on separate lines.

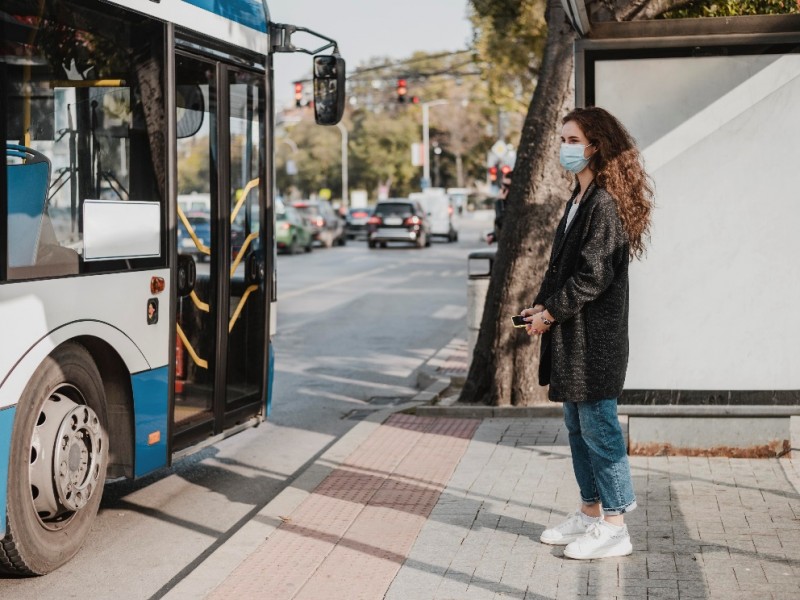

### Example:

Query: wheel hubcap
xmin=29 ymin=388 xmax=104 ymax=526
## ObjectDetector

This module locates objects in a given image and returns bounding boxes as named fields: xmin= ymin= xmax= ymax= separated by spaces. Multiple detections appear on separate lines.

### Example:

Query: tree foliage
xmin=469 ymin=0 xmax=547 ymax=113
xmin=276 ymin=119 xmax=342 ymax=198
xmin=662 ymin=0 xmax=799 ymax=17
xmin=349 ymin=110 xmax=419 ymax=196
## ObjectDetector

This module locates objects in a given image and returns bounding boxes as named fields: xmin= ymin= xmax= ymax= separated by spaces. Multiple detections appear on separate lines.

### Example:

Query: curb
xmin=414 ymin=405 xmax=563 ymax=418
xmin=161 ymin=342 xmax=460 ymax=599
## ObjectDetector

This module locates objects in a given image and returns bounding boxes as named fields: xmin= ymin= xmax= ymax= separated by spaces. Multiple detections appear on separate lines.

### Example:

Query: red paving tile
xmin=438 ymin=340 xmax=468 ymax=377
xmin=209 ymin=414 xmax=479 ymax=600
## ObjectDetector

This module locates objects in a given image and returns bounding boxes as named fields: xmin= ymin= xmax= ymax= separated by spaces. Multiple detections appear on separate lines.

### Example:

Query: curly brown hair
xmin=562 ymin=107 xmax=654 ymax=259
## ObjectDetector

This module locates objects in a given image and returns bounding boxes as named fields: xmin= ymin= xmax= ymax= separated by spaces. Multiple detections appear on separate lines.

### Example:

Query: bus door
xmin=173 ymin=51 xmax=266 ymax=449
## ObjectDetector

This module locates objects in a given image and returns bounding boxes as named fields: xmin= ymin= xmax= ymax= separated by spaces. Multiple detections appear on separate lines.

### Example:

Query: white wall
xmin=595 ymin=54 xmax=800 ymax=390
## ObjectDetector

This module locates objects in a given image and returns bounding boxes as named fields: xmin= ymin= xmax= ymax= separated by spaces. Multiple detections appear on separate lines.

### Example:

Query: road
xmin=0 ymin=211 xmax=493 ymax=599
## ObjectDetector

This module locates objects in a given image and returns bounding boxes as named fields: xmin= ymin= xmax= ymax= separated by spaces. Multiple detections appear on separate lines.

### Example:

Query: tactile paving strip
xmin=209 ymin=414 xmax=479 ymax=600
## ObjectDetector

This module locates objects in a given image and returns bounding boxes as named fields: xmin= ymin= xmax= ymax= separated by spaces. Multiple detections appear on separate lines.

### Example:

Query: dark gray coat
xmin=533 ymin=183 xmax=630 ymax=402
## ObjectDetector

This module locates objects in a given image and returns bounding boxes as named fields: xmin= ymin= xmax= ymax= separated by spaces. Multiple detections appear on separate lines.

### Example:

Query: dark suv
xmin=367 ymin=199 xmax=430 ymax=249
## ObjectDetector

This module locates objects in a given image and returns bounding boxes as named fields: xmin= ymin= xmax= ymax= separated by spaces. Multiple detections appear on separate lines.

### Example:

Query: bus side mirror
xmin=313 ymin=55 xmax=346 ymax=126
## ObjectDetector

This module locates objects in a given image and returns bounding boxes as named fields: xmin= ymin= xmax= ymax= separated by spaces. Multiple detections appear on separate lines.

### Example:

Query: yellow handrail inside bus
xmin=176 ymin=177 xmax=262 ymax=361
xmin=22 ymin=0 xmax=41 ymax=147
xmin=230 ymin=231 xmax=259 ymax=277
xmin=177 ymin=206 xmax=211 ymax=256
xmin=229 ymin=285 xmax=259 ymax=332
xmin=176 ymin=324 xmax=208 ymax=369
xmin=230 ymin=177 xmax=259 ymax=225
xmin=189 ymin=290 xmax=209 ymax=313
xmin=49 ymin=79 xmax=126 ymax=88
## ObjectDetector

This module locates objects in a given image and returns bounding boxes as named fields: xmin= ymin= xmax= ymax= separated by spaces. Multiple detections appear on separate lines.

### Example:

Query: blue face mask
xmin=560 ymin=143 xmax=593 ymax=173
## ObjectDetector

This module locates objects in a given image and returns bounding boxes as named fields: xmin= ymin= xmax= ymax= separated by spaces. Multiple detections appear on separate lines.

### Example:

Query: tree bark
xmin=461 ymin=0 xmax=575 ymax=406
xmin=461 ymin=0 xmax=693 ymax=406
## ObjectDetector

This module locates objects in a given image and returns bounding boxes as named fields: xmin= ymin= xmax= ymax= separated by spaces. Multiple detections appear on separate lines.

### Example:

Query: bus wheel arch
xmin=0 ymin=342 xmax=109 ymax=575
xmin=76 ymin=336 xmax=135 ymax=480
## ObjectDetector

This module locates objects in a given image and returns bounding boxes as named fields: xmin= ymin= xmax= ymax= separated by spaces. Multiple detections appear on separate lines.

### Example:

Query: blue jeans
xmin=563 ymin=399 xmax=637 ymax=516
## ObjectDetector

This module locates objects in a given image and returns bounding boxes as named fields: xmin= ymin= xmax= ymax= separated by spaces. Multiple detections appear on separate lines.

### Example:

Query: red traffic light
xmin=397 ymin=78 xmax=408 ymax=103
xmin=500 ymin=165 xmax=512 ymax=176
xmin=488 ymin=166 xmax=498 ymax=182
xmin=294 ymin=82 xmax=303 ymax=107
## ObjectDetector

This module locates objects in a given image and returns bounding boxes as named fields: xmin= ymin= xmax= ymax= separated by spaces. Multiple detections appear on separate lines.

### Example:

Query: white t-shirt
xmin=565 ymin=200 xmax=580 ymax=231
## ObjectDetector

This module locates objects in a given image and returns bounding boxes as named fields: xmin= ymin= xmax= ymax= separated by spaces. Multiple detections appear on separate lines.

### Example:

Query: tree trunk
xmin=461 ymin=0 xmax=575 ymax=406
xmin=461 ymin=0 xmax=692 ymax=406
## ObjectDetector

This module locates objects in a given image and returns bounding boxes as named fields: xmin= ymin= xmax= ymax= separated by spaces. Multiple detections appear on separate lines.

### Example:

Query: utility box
xmin=466 ymin=248 xmax=497 ymax=368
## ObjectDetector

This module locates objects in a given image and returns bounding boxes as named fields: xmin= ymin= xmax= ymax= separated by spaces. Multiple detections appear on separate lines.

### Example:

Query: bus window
xmin=3 ymin=0 xmax=166 ymax=280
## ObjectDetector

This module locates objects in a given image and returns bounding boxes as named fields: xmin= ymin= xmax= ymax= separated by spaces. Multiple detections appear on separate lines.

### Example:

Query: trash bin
xmin=466 ymin=248 xmax=497 ymax=368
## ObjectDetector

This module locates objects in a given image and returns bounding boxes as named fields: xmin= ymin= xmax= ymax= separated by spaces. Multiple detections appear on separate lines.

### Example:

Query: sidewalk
xmin=167 ymin=339 xmax=800 ymax=600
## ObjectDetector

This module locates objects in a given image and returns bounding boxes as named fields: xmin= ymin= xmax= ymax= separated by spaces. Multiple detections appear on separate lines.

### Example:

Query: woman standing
xmin=520 ymin=107 xmax=653 ymax=560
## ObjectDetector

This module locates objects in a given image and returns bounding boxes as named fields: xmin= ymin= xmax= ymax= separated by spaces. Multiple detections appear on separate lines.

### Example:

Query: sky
xmin=269 ymin=0 xmax=473 ymax=108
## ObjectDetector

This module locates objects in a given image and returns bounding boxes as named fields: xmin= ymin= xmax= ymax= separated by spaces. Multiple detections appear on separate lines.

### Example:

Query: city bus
xmin=0 ymin=0 xmax=345 ymax=575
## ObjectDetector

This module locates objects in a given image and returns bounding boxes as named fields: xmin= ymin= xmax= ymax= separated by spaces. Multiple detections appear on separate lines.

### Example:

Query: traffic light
xmin=500 ymin=165 xmax=512 ymax=177
xmin=294 ymin=82 xmax=303 ymax=107
xmin=488 ymin=165 xmax=498 ymax=183
xmin=397 ymin=78 xmax=407 ymax=103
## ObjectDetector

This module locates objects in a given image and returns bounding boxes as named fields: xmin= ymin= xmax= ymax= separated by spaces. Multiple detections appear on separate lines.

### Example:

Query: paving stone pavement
xmin=167 ymin=333 xmax=800 ymax=599
xmin=200 ymin=409 xmax=800 ymax=599
xmin=385 ymin=418 xmax=800 ymax=600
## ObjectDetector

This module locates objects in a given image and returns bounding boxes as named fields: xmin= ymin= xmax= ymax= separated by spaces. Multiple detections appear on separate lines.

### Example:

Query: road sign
xmin=490 ymin=140 xmax=508 ymax=158
xmin=488 ymin=140 xmax=516 ymax=169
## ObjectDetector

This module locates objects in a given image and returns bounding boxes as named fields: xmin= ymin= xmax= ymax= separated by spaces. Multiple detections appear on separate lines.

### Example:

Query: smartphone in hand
xmin=511 ymin=315 xmax=528 ymax=328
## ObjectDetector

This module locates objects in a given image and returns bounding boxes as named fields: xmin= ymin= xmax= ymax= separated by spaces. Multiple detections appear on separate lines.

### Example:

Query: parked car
xmin=178 ymin=211 xmax=211 ymax=261
xmin=345 ymin=206 xmax=373 ymax=240
xmin=410 ymin=191 xmax=458 ymax=242
xmin=276 ymin=204 xmax=314 ymax=254
xmin=292 ymin=200 xmax=346 ymax=248
xmin=367 ymin=199 xmax=430 ymax=249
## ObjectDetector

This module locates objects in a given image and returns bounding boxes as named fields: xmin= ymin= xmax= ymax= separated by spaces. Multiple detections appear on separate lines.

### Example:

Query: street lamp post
xmin=336 ymin=121 xmax=348 ymax=207
xmin=421 ymin=99 xmax=447 ymax=189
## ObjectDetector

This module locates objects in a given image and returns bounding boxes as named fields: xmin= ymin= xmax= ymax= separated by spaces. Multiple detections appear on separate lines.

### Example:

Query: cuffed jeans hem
xmin=580 ymin=496 xmax=601 ymax=506
xmin=603 ymin=499 xmax=637 ymax=516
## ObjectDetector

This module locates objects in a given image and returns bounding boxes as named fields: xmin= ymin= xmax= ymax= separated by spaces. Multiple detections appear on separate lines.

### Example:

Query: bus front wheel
xmin=0 ymin=342 xmax=108 ymax=576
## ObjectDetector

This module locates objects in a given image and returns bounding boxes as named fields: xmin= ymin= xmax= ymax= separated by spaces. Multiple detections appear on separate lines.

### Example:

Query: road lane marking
xmin=279 ymin=265 xmax=396 ymax=300
xmin=431 ymin=305 xmax=467 ymax=320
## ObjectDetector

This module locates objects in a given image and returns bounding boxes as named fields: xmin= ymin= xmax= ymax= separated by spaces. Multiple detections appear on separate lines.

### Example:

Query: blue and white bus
xmin=0 ymin=0 xmax=345 ymax=575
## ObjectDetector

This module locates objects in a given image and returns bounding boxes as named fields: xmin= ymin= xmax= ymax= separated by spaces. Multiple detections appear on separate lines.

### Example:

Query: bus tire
xmin=0 ymin=342 xmax=108 ymax=576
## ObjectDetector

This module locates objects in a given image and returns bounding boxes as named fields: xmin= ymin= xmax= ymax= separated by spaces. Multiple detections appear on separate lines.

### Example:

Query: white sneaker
xmin=540 ymin=510 xmax=600 ymax=546
xmin=563 ymin=521 xmax=633 ymax=559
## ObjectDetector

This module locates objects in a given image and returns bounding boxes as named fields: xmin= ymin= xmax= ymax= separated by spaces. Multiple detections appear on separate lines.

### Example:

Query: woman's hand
xmin=522 ymin=306 xmax=554 ymax=336
xmin=520 ymin=305 xmax=544 ymax=318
